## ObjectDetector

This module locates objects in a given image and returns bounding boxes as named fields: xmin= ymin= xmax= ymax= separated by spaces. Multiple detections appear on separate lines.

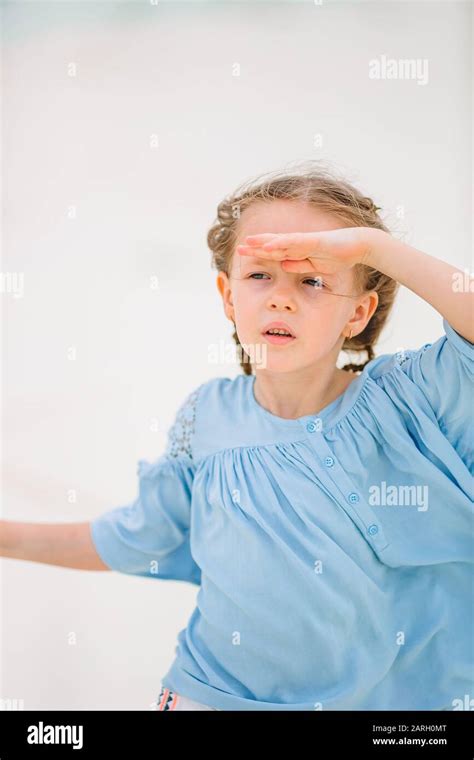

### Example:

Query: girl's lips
xmin=262 ymin=333 xmax=296 ymax=345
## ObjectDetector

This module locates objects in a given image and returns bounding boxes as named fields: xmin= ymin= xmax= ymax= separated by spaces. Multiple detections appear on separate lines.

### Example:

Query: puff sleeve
xmin=89 ymin=386 xmax=203 ymax=585
xmin=395 ymin=317 xmax=473 ymax=470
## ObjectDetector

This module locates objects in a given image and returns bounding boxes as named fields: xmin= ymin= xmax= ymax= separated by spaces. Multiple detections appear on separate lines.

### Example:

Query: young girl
xmin=2 ymin=165 xmax=472 ymax=711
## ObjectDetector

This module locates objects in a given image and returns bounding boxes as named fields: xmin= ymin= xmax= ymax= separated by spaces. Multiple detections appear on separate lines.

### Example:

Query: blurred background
xmin=1 ymin=0 xmax=472 ymax=709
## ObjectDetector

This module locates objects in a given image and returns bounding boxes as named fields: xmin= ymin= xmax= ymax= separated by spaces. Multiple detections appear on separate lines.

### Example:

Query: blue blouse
xmin=90 ymin=317 xmax=473 ymax=710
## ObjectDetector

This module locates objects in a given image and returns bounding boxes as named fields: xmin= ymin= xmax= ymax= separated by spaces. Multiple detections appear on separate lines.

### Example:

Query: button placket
xmin=301 ymin=419 xmax=389 ymax=552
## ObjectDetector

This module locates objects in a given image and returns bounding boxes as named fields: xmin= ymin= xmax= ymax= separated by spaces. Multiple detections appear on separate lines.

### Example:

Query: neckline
xmin=246 ymin=368 xmax=370 ymax=429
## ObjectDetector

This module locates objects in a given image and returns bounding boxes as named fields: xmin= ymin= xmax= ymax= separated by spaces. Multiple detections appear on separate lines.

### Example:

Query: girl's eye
xmin=248 ymin=273 xmax=270 ymax=280
xmin=304 ymin=277 xmax=326 ymax=289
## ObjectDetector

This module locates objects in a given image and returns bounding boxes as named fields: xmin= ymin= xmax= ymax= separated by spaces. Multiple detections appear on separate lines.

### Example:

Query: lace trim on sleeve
xmin=164 ymin=386 xmax=201 ymax=460
xmin=395 ymin=342 xmax=432 ymax=368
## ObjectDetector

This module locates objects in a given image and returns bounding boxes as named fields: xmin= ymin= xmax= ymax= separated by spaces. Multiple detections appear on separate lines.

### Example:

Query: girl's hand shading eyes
xmin=236 ymin=227 xmax=381 ymax=275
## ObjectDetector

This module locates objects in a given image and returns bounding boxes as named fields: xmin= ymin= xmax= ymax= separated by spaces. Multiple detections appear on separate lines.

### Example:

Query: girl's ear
xmin=346 ymin=290 xmax=379 ymax=338
xmin=362 ymin=290 xmax=379 ymax=326
xmin=348 ymin=290 xmax=379 ymax=337
xmin=216 ymin=272 xmax=235 ymax=322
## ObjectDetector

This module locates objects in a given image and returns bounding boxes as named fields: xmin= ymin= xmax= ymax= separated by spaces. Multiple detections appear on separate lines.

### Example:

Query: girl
xmin=2 ymin=165 xmax=473 ymax=711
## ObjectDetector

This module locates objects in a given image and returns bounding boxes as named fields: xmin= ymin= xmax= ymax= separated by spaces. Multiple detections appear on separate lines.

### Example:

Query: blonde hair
xmin=207 ymin=161 xmax=399 ymax=375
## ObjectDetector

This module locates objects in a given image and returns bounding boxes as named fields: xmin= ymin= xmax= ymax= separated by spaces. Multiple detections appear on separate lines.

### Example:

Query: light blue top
xmin=90 ymin=317 xmax=473 ymax=710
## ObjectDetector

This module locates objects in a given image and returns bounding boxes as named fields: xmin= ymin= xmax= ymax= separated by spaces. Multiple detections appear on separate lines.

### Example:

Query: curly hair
xmin=207 ymin=160 xmax=399 ymax=375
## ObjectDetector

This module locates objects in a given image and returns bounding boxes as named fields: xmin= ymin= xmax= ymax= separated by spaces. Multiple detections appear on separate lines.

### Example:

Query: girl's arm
xmin=0 ymin=519 xmax=110 ymax=571
xmin=365 ymin=230 xmax=474 ymax=344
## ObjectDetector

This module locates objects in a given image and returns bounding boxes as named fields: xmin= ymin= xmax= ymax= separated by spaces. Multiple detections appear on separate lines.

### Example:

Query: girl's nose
xmin=266 ymin=288 xmax=297 ymax=311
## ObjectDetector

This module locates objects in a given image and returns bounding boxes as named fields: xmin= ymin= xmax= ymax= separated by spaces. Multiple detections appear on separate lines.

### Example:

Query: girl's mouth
xmin=262 ymin=332 xmax=296 ymax=345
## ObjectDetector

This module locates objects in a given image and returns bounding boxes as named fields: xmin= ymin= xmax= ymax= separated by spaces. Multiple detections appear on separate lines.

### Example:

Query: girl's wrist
xmin=359 ymin=227 xmax=389 ymax=270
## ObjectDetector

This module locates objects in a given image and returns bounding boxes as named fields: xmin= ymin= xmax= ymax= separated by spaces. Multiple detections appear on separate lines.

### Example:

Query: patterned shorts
xmin=150 ymin=685 xmax=218 ymax=711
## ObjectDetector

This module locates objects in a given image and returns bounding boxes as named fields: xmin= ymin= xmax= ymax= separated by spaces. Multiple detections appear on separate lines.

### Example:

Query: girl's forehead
xmin=237 ymin=200 xmax=340 ymax=237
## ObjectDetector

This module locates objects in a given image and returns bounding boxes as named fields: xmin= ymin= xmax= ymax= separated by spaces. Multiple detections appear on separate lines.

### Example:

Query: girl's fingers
xmin=240 ymin=228 xmax=371 ymax=269
xmin=281 ymin=258 xmax=342 ymax=275
xmin=236 ymin=243 xmax=345 ymax=274
xmin=237 ymin=246 xmax=332 ymax=270
xmin=262 ymin=233 xmax=322 ymax=252
xmin=236 ymin=245 xmax=289 ymax=259
xmin=243 ymin=234 xmax=279 ymax=246
xmin=239 ymin=233 xmax=325 ymax=259
xmin=244 ymin=233 xmax=312 ymax=249
xmin=280 ymin=259 xmax=315 ymax=273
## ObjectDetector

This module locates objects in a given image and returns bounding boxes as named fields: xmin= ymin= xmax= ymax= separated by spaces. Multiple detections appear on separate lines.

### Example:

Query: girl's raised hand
xmin=236 ymin=227 xmax=380 ymax=275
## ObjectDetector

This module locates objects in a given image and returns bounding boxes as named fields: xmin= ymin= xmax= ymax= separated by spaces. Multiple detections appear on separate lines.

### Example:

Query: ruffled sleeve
xmin=394 ymin=317 xmax=473 ymax=468
xmin=89 ymin=386 xmax=203 ymax=585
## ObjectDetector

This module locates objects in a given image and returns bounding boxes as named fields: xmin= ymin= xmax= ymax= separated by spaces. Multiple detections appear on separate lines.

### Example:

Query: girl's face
xmin=217 ymin=199 xmax=378 ymax=373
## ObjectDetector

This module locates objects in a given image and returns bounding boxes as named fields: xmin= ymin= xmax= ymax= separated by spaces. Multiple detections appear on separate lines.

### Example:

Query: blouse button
xmin=324 ymin=456 xmax=334 ymax=467
xmin=306 ymin=418 xmax=322 ymax=433
xmin=367 ymin=524 xmax=379 ymax=536
xmin=348 ymin=492 xmax=359 ymax=503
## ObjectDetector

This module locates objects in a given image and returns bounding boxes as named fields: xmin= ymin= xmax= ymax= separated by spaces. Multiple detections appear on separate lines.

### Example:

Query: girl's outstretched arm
xmin=0 ymin=519 xmax=110 ymax=571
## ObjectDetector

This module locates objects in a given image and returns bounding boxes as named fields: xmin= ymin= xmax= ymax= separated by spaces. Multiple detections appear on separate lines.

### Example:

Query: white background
xmin=1 ymin=0 xmax=472 ymax=709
